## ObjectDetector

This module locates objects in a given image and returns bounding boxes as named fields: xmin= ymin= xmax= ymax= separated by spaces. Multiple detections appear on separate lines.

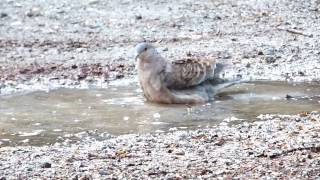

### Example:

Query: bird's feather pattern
xmin=165 ymin=56 xmax=216 ymax=89
xmin=134 ymin=42 xmax=239 ymax=104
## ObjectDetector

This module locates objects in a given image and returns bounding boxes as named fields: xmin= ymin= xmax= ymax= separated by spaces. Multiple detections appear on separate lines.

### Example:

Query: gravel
xmin=1 ymin=0 xmax=320 ymax=94
xmin=0 ymin=0 xmax=320 ymax=178
xmin=1 ymin=112 xmax=320 ymax=179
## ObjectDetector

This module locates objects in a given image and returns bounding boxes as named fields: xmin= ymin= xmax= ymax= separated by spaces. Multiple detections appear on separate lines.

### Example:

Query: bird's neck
xmin=137 ymin=58 xmax=168 ymax=100
xmin=137 ymin=56 xmax=166 ymax=79
xmin=138 ymin=60 xmax=163 ymax=86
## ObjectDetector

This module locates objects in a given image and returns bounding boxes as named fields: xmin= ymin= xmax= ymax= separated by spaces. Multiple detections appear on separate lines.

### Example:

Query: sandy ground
xmin=1 ymin=0 xmax=320 ymax=94
xmin=0 ymin=0 xmax=320 ymax=179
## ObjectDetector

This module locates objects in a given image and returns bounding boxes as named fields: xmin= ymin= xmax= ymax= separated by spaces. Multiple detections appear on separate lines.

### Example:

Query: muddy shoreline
xmin=1 ymin=0 xmax=320 ymax=178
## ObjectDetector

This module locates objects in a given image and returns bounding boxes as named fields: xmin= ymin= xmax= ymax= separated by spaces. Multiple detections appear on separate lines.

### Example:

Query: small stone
xmin=298 ymin=71 xmax=305 ymax=76
xmin=26 ymin=7 xmax=41 ymax=17
xmin=71 ymin=65 xmax=78 ymax=69
xmin=135 ymin=15 xmax=142 ymax=20
xmin=222 ymin=53 xmax=231 ymax=59
xmin=265 ymin=56 xmax=276 ymax=63
xmin=175 ymin=150 xmax=185 ymax=155
xmin=263 ymin=47 xmax=275 ymax=56
xmin=27 ymin=167 xmax=33 ymax=171
xmin=99 ymin=169 xmax=108 ymax=175
xmin=79 ymin=175 xmax=93 ymax=180
xmin=41 ymin=162 xmax=52 ymax=168
xmin=170 ymin=22 xmax=177 ymax=27
xmin=242 ymin=54 xmax=249 ymax=59
xmin=162 ymin=47 xmax=168 ymax=51
xmin=0 ymin=12 xmax=8 ymax=18
xmin=77 ymin=73 xmax=87 ymax=80
xmin=200 ymin=169 xmax=213 ymax=175
xmin=214 ymin=16 xmax=222 ymax=20
xmin=214 ymin=138 xmax=225 ymax=146
xmin=171 ymin=37 xmax=178 ymax=42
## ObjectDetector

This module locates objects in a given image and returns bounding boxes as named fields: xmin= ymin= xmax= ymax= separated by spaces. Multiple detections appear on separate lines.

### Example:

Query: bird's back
xmin=165 ymin=56 xmax=216 ymax=89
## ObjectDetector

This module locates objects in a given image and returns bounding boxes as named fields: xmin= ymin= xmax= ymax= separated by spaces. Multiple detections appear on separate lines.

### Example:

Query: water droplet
xmin=21 ymin=139 xmax=30 ymax=143
xmin=53 ymin=129 xmax=62 ymax=132
xmin=153 ymin=113 xmax=161 ymax=119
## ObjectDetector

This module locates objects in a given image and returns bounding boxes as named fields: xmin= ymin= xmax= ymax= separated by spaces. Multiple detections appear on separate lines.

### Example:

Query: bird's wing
xmin=164 ymin=56 xmax=216 ymax=89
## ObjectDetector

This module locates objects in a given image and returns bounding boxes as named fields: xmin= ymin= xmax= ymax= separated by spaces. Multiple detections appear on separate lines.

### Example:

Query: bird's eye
xmin=144 ymin=47 xmax=147 ymax=51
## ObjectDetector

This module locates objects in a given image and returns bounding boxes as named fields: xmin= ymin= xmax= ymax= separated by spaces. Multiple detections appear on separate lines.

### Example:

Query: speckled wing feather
xmin=164 ymin=57 xmax=216 ymax=89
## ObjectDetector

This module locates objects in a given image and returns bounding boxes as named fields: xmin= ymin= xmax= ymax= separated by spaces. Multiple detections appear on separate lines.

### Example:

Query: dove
xmin=134 ymin=43 xmax=239 ymax=104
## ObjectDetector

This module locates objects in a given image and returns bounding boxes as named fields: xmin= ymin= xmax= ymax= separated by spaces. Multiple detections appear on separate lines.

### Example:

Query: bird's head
xmin=134 ymin=43 xmax=157 ymax=62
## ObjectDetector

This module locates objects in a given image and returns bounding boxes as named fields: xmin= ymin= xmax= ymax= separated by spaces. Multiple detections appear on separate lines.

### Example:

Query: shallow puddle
xmin=0 ymin=81 xmax=319 ymax=146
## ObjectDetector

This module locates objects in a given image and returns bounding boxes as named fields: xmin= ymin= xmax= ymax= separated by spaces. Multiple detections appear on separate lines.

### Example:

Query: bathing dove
xmin=134 ymin=43 xmax=239 ymax=104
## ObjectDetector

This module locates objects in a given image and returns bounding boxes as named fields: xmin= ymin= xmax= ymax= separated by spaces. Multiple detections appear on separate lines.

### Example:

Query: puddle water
xmin=0 ymin=81 xmax=319 ymax=146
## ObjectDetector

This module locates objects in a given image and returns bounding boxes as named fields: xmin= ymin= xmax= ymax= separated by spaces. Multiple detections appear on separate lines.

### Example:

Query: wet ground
xmin=1 ymin=0 xmax=320 ymax=178
xmin=1 ymin=81 xmax=319 ymax=146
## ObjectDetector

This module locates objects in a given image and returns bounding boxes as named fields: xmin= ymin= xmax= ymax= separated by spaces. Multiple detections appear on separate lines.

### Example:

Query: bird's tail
xmin=213 ymin=63 xmax=224 ymax=78
xmin=211 ymin=79 xmax=242 ymax=91
xmin=203 ymin=78 xmax=245 ymax=97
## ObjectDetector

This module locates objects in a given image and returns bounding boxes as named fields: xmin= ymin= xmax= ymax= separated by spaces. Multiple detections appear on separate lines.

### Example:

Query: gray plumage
xmin=134 ymin=42 xmax=239 ymax=104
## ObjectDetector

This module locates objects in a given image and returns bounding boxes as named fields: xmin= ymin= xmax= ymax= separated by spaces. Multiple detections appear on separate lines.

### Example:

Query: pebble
xmin=175 ymin=150 xmax=185 ymax=155
xmin=135 ymin=15 xmax=142 ymax=20
xmin=263 ymin=47 xmax=275 ymax=56
xmin=0 ymin=12 xmax=8 ymax=18
xmin=265 ymin=56 xmax=276 ymax=63
xmin=99 ymin=169 xmax=108 ymax=175
xmin=26 ymin=7 xmax=41 ymax=17
xmin=40 ymin=162 xmax=52 ymax=168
